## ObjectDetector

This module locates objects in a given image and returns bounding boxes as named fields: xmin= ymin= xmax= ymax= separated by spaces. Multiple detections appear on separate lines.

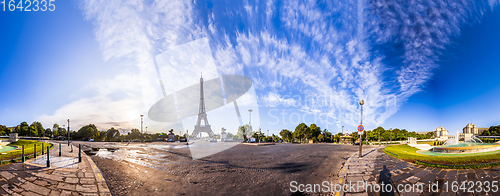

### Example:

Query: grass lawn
xmin=0 ymin=140 xmax=53 ymax=163
xmin=416 ymin=141 xmax=435 ymax=146
xmin=384 ymin=144 xmax=500 ymax=169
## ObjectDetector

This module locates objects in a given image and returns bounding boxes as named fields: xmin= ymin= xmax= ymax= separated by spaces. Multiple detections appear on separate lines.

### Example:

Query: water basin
xmin=0 ymin=146 xmax=18 ymax=153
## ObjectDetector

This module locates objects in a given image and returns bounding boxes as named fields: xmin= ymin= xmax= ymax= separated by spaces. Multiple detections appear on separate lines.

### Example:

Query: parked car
xmin=167 ymin=139 xmax=174 ymax=142
xmin=132 ymin=139 xmax=141 ymax=142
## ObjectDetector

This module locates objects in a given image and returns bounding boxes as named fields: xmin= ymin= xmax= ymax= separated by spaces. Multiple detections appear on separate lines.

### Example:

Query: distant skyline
xmin=1 ymin=0 xmax=500 ymax=135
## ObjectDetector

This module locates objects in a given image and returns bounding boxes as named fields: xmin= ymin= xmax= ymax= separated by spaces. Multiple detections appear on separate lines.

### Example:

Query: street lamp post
xmin=67 ymin=119 xmax=70 ymax=146
xmin=140 ymin=115 xmax=144 ymax=142
xmin=248 ymin=109 xmax=253 ymax=125
xmin=359 ymin=100 xmax=364 ymax=159
xmin=140 ymin=115 xmax=144 ymax=134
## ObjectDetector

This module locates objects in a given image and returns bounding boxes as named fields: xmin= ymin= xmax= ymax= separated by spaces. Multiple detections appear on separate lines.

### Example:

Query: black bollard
xmin=22 ymin=145 xmax=25 ymax=162
xmin=47 ymin=146 xmax=50 ymax=167
xmin=59 ymin=143 xmax=61 ymax=156
xmin=34 ymin=144 xmax=36 ymax=158
xmin=42 ymin=143 xmax=44 ymax=155
xmin=78 ymin=144 xmax=81 ymax=162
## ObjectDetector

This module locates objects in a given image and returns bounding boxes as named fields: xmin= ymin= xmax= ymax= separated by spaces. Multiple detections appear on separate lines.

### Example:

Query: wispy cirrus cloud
xmin=38 ymin=0 xmax=205 ymax=131
xmin=208 ymin=0 xmax=498 ymax=129
xmin=80 ymin=0 xmax=205 ymax=66
xmin=38 ymin=0 xmax=500 ymax=133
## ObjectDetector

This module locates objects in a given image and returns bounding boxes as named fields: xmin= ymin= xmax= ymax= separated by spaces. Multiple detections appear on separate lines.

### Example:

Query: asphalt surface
xmin=73 ymin=141 xmax=359 ymax=196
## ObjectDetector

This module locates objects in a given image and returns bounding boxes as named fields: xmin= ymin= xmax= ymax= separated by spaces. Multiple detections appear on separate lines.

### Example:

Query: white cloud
xmin=79 ymin=0 xmax=205 ymax=66
xmin=38 ymin=73 xmax=145 ymax=131
xmin=260 ymin=92 xmax=297 ymax=107
xmin=207 ymin=0 xmax=498 ymax=130
xmin=39 ymin=0 xmax=500 ymax=135
xmin=38 ymin=0 xmax=206 ymax=132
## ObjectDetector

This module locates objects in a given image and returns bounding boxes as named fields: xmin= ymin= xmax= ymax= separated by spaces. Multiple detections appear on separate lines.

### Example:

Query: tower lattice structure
xmin=191 ymin=74 xmax=214 ymax=138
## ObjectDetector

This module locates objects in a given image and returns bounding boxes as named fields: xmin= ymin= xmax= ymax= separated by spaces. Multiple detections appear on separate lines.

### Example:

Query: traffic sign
xmin=357 ymin=125 xmax=364 ymax=132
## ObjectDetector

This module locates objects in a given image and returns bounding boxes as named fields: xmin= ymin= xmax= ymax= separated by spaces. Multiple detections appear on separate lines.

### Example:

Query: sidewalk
xmin=338 ymin=147 xmax=500 ymax=196
xmin=0 ymin=141 xmax=110 ymax=195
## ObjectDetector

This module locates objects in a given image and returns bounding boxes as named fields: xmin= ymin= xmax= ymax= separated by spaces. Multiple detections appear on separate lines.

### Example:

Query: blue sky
xmin=1 ymin=0 xmax=500 ymax=135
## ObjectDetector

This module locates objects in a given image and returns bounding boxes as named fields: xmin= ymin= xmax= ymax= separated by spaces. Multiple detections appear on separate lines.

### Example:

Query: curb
xmin=85 ymin=154 xmax=111 ymax=195
xmin=335 ymin=153 xmax=354 ymax=196
xmin=241 ymin=143 xmax=276 ymax=146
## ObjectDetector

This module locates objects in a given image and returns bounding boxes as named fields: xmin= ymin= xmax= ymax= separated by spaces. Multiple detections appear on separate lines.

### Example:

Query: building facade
xmin=434 ymin=127 xmax=449 ymax=138
xmin=462 ymin=123 xmax=488 ymax=135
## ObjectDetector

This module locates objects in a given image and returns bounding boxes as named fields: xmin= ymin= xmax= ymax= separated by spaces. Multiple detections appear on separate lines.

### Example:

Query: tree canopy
xmin=77 ymin=124 xmax=100 ymax=140
xmin=106 ymin=127 xmax=120 ymax=141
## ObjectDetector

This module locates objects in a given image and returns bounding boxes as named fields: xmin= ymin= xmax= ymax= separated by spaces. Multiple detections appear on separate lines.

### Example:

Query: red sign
xmin=357 ymin=125 xmax=364 ymax=132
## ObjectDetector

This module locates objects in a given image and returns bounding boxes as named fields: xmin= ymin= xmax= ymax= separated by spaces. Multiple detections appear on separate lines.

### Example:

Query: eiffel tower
xmin=191 ymin=74 xmax=215 ymax=138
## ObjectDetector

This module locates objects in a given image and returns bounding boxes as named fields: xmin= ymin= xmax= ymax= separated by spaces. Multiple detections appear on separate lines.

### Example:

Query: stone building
xmin=434 ymin=127 xmax=449 ymax=138
xmin=462 ymin=123 xmax=488 ymax=135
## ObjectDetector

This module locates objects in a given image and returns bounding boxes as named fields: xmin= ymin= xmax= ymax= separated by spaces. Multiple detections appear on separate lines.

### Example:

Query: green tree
xmin=482 ymin=129 xmax=491 ymax=136
xmin=334 ymin=134 xmax=340 ymax=143
xmin=31 ymin=121 xmax=45 ymax=137
xmin=425 ymin=132 xmax=434 ymax=139
xmin=52 ymin=124 xmax=60 ymax=137
xmin=78 ymin=124 xmax=100 ymax=140
xmin=318 ymin=134 xmax=324 ymax=142
xmin=57 ymin=127 xmax=67 ymax=138
xmin=237 ymin=125 xmax=251 ymax=141
xmin=0 ymin=125 xmax=10 ymax=136
xmin=227 ymin=132 xmax=235 ymax=140
xmin=351 ymin=132 xmax=361 ymax=143
xmin=279 ymin=129 xmax=292 ymax=142
xmin=106 ymin=127 xmax=120 ymax=141
xmin=23 ymin=121 xmax=44 ymax=137
xmin=309 ymin=124 xmax=321 ymax=140
xmin=372 ymin=127 xmax=385 ymax=141
xmin=272 ymin=134 xmax=281 ymax=142
xmin=293 ymin=123 xmax=309 ymax=143
xmin=322 ymin=129 xmax=332 ymax=142
xmin=45 ymin=128 xmax=52 ymax=138
xmin=17 ymin=122 xmax=29 ymax=136
xmin=98 ymin=131 xmax=107 ymax=141
xmin=489 ymin=125 xmax=500 ymax=136
xmin=129 ymin=128 xmax=142 ymax=140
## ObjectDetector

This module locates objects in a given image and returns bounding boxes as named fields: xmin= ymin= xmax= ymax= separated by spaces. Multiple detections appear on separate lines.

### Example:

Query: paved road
xmin=76 ymin=142 xmax=361 ymax=196
xmin=0 ymin=141 xmax=110 ymax=196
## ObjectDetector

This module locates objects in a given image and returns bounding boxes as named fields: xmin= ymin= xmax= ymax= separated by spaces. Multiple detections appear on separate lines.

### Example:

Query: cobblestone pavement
xmin=337 ymin=147 xmax=500 ymax=196
xmin=30 ymin=157 xmax=79 ymax=169
xmin=0 ymin=141 xmax=110 ymax=196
